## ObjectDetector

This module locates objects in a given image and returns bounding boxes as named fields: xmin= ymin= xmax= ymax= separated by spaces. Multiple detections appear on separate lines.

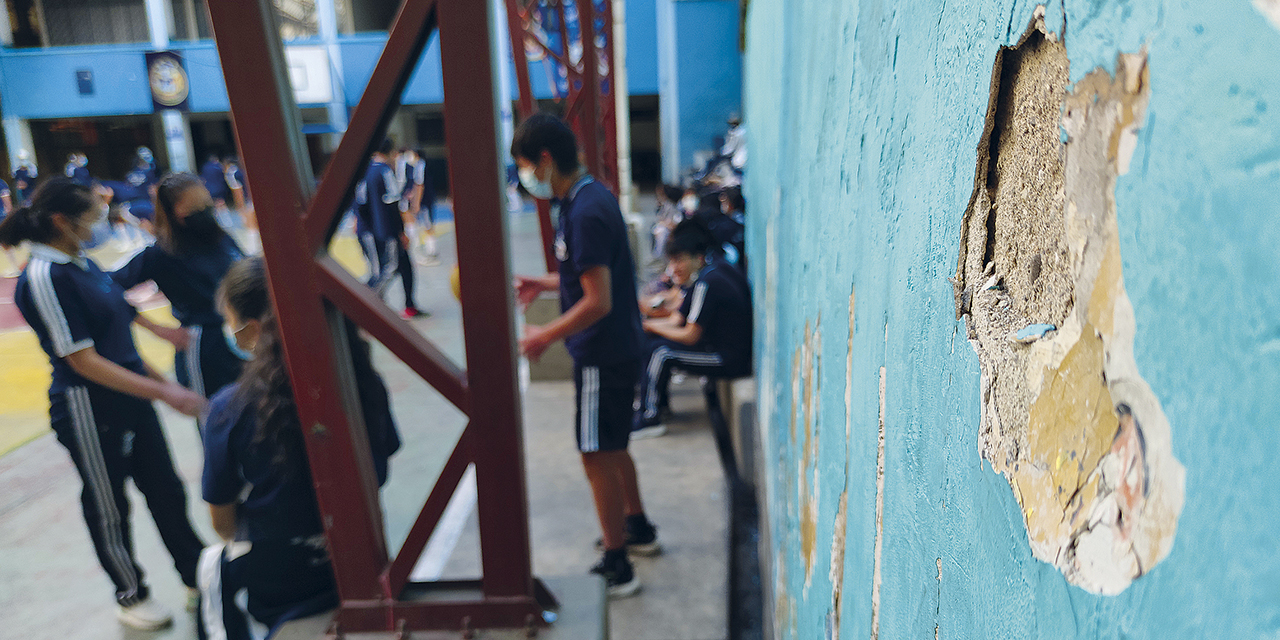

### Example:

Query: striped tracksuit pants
xmin=636 ymin=336 xmax=736 ymax=428
xmin=49 ymin=386 xmax=205 ymax=606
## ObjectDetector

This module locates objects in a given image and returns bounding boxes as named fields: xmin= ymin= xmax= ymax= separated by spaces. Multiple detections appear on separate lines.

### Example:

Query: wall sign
xmin=146 ymin=50 xmax=190 ymax=112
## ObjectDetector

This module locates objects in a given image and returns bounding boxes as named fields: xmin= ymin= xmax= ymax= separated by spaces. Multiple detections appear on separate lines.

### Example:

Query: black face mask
xmin=181 ymin=206 xmax=221 ymax=237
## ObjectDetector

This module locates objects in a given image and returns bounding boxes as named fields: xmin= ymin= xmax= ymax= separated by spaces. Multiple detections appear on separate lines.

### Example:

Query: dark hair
xmin=0 ymin=178 xmax=95 ymax=248
xmin=218 ymin=257 xmax=302 ymax=468
xmin=154 ymin=172 xmax=227 ymax=254
xmin=510 ymin=112 xmax=580 ymax=174
xmin=663 ymin=185 xmax=684 ymax=204
xmin=665 ymin=218 xmax=715 ymax=259
xmin=218 ymin=257 xmax=384 ymax=471
xmin=377 ymin=138 xmax=396 ymax=156
xmin=721 ymin=186 xmax=745 ymax=213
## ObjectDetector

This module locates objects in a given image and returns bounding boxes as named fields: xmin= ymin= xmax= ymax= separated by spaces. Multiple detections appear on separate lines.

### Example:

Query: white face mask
xmin=681 ymin=195 xmax=699 ymax=212
xmin=519 ymin=165 xmax=554 ymax=200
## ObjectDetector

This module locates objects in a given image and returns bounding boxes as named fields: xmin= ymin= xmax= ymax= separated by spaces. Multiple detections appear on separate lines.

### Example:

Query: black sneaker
xmin=594 ymin=515 xmax=662 ymax=556
xmin=590 ymin=550 xmax=641 ymax=599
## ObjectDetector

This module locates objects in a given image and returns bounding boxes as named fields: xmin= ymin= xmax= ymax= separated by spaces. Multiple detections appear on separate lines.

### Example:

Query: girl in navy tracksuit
xmin=199 ymin=257 xmax=401 ymax=639
xmin=111 ymin=173 xmax=246 ymax=405
xmin=0 ymin=178 xmax=207 ymax=631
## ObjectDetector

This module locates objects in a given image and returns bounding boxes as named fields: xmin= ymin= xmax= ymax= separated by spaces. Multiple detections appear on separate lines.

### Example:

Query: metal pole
xmin=205 ymin=0 xmax=389 ymax=601
xmin=505 ymin=0 xmax=560 ymax=273
xmin=576 ymin=0 xmax=603 ymax=183
xmin=612 ymin=0 xmax=634 ymax=215
xmin=437 ymin=0 xmax=537 ymax=599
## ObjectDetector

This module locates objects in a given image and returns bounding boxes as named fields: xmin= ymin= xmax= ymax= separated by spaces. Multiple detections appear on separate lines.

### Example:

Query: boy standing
xmin=512 ymin=113 xmax=658 ymax=598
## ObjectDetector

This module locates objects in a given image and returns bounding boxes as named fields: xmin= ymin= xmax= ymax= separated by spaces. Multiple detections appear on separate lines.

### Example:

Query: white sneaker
xmin=117 ymin=598 xmax=173 ymax=631
xmin=630 ymin=424 xmax=668 ymax=440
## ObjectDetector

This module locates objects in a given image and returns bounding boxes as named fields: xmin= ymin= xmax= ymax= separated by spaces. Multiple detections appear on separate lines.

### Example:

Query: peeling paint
xmin=870 ymin=365 xmax=886 ymax=639
xmin=955 ymin=14 xmax=1185 ymax=595
xmin=1255 ymin=0 xmax=1280 ymax=32
xmin=794 ymin=320 xmax=822 ymax=590
xmin=827 ymin=489 xmax=848 ymax=640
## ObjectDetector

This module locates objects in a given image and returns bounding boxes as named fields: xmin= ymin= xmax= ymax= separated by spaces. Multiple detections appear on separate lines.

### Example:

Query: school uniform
xmin=66 ymin=163 xmax=92 ymax=186
xmin=636 ymin=261 xmax=753 ymax=428
xmin=355 ymin=161 xmax=415 ymax=308
xmin=110 ymin=235 xmax=246 ymax=402
xmin=14 ymin=164 xmax=36 ymax=205
xmin=198 ymin=332 xmax=401 ymax=639
xmin=124 ymin=167 xmax=157 ymax=222
xmin=14 ymin=244 xmax=205 ymax=607
xmin=201 ymin=160 xmax=230 ymax=202
xmin=555 ymin=176 xmax=644 ymax=453
xmin=0 ymin=179 xmax=10 ymax=212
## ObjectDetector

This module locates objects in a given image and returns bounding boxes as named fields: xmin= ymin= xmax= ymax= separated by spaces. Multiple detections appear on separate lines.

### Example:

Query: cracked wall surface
xmin=744 ymin=0 xmax=1280 ymax=637
xmin=954 ymin=13 xmax=1185 ymax=595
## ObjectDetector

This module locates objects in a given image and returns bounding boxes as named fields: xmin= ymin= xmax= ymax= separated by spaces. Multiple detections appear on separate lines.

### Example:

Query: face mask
xmin=223 ymin=323 xmax=254 ymax=361
xmin=138 ymin=148 xmax=153 ymax=163
xmin=79 ymin=205 xmax=112 ymax=250
xmin=518 ymin=165 xmax=554 ymax=200
xmin=681 ymin=196 xmax=699 ymax=212
xmin=181 ymin=206 xmax=222 ymax=237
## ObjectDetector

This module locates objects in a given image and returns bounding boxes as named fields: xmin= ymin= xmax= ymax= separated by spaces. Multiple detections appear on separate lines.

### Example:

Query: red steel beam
xmin=206 ymin=0 xmax=388 ymax=600
xmin=314 ymin=258 xmax=469 ymax=412
xmin=381 ymin=428 xmax=473 ymax=598
xmin=303 ymin=0 xmax=440 ymax=251
xmin=575 ymin=0 xmax=603 ymax=186
xmin=504 ymin=0 xmax=557 ymax=273
xmin=438 ymin=0 xmax=537 ymax=600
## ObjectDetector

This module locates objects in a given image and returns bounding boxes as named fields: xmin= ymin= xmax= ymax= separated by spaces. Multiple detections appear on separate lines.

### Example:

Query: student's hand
xmin=400 ymin=233 xmax=410 ymax=250
xmin=519 ymin=324 xmax=552 ymax=362
xmin=162 ymin=383 xmax=207 ymax=417
xmin=513 ymin=275 xmax=548 ymax=309
xmin=159 ymin=326 xmax=192 ymax=351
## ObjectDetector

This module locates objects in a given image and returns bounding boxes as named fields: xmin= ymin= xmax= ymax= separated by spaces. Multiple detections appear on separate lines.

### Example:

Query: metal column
xmin=205 ymin=0 xmax=553 ymax=632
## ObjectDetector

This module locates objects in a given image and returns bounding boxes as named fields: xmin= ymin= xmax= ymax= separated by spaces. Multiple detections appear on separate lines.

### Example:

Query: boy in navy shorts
xmin=512 ymin=113 xmax=658 ymax=598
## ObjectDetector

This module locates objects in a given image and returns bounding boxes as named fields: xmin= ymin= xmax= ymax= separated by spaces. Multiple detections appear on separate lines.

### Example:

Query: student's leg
xmin=396 ymin=243 xmax=418 ymax=312
xmin=53 ymin=388 xmax=149 ymax=606
xmin=582 ymin=451 xmax=628 ymax=550
xmin=615 ymin=450 xmax=645 ymax=518
xmin=371 ymin=238 xmax=398 ymax=296
xmin=199 ymin=543 xmax=258 ymax=640
xmin=128 ymin=401 xmax=205 ymax=588
xmin=360 ymin=232 xmax=380 ymax=286
xmin=637 ymin=338 xmax=727 ymax=427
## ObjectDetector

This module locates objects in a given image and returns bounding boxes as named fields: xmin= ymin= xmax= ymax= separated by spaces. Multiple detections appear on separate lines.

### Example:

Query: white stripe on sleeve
xmin=28 ymin=260 xmax=90 ymax=357
xmin=686 ymin=282 xmax=708 ymax=325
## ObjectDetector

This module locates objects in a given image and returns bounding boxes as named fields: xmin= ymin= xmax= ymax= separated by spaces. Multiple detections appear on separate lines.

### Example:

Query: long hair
xmin=217 ymin=257 xmax=302 ymax=469
xmin=154 ymin=172 xmax=228 ymax=255
xmin=0 ymin=178 xmax=95 ymax=248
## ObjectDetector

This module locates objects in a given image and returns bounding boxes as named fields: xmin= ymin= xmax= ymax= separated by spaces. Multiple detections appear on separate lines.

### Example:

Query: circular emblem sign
xmin=149 ymin=57 xmax=189 ymax=107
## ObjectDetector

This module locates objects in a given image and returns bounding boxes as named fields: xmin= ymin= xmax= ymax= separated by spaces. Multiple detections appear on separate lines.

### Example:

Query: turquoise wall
xmin=743 ymin=0 xmax=1280 ymax=638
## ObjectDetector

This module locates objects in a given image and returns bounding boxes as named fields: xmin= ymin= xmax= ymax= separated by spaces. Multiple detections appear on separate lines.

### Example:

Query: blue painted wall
xmin=0 ymin=0 xmax=662 ymax=120
xmin=743 ymin=0 xmax=1280 ymax=638
xmin=656 ymin=0 xmax=741 ymax=180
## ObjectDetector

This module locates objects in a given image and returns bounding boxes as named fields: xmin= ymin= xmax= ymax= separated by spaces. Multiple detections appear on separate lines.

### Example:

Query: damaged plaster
xmin=954 ymin=10 xmax=1185 ymax=595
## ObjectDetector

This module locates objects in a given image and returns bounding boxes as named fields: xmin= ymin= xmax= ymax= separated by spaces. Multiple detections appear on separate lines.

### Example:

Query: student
xmin=0 ymin=175 xmax=18 ymax=277
xmin=200 ymin=153 xmax=231 ymax=208
xmin=14 ymin=149 xmax=37 ymax=205
xmin=512 ymin=113 xmax=658 ymax=598
xmin=0 ymin=178 xmax=207 ymax=631
xmin=222 ymin=156 xmax=260 ymax=253
xmin=110 ymin=173 xmax=246 ymax=405
xmin=633 ymin=218 xmax=753 ymax=439
xmin=356 ymin=139 xmax=422 ymax=318
xmin=65 ymin=152 xmax=91 ymax=186
xmin=199 ymin=256 xmax=401 ymax=639
xmin=399 ymin=148 xmax=440 ymax=267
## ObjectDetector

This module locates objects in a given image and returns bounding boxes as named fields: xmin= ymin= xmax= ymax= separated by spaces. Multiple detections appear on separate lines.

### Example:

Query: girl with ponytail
xmin=1 ymin=177 xmax=207 ymax=630
xmin=199 ymin=256 xmax=401 ymax=639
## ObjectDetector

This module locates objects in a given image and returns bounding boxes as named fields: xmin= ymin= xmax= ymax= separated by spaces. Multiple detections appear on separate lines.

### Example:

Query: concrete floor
xmin=0 ymin=196 xmax=730 ymax=640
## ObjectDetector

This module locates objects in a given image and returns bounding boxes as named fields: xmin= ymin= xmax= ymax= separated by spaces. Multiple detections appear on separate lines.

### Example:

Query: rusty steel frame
xmin=504 ymin=0 xmax=620 ymax=273
xmin=206 ymin=0 xmax=554 ymax=632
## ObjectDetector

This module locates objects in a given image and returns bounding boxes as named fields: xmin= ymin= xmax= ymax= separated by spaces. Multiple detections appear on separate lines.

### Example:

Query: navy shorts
xmin=573 ymin=360 xmax=639 ymax=453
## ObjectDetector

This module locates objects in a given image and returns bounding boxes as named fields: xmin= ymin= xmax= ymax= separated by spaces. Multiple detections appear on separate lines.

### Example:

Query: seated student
xmin=199 ymin=257 xmax=401 ymax=640
xmin=633 ymin=219 xmax=753 ymax=439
